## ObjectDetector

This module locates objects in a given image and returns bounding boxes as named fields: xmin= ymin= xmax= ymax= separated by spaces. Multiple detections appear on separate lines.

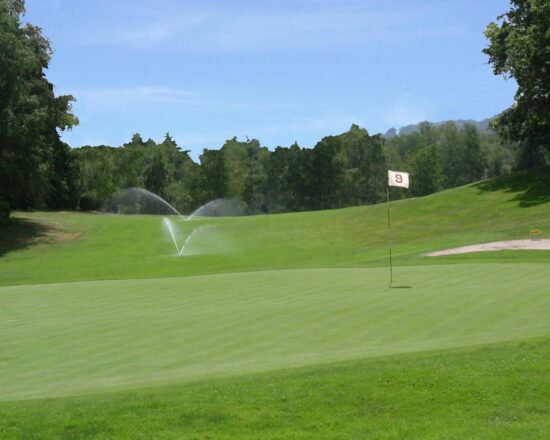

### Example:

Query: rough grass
xmin=0 ymin=213 xmax=79 ymax=257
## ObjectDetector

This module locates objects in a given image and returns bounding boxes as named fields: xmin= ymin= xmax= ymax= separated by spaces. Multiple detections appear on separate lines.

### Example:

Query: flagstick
xmin=386 ymin=186 xmax=393 ymax=287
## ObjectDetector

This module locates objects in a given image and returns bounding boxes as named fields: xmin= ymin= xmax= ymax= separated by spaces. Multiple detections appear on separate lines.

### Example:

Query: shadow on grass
xmin=0 ymin=216 xmax=53 ymax=257
xmin=474 ymin=165 xmax=550 ymax=208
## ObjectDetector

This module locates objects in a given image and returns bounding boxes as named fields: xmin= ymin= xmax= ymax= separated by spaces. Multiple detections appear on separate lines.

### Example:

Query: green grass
xmin=1 ymin=166 xmax=549 ymax=287
xmin=2 ymin=265 xmax=549 ymax=401
xmin=1 ymin=338 xmax=548 ymax=439
xmin=0 ymin=167 xmax=549 ymax=438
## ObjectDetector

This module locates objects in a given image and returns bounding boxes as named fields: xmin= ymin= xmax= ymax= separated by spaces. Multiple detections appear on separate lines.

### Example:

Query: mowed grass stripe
xmin=1 ymin=264 xmax=549 ymax=400
xmin=1 ymin=338 xmax=548 ymax=439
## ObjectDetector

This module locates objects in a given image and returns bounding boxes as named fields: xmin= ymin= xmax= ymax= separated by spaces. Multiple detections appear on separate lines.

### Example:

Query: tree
xmin=116 ymin=133 xmax=149 ymax=188
xmin=46 ymin=140 xmax=80 ymax=209
xmin=309 ymin=136 xmax=344 ymax=210
xmin=265 ymin=146 xmax=291 ymax=212
xmin=141 ymin=150 xmax=167 ymax=196
xmin=74 ymin=146 xmax=117 ymax=210
xmin=215 ymin=137 xmax=269 ymax=213
xmin=199 ymin=149 xmax=227 ymax=202
xmin=436 ymin=122 xmax=464 ymax=189
xmin=339 ymin=125 xmax=387 ymax=205
xmin=406 ymin=145 xmax=440 ymax=197
xmin=221 ymin=137 xmax=249 ymax=200
xmin=159 ymin=133 xmax=202 ymax=214
xmin=480 ymin=134 xmax=517 ymax=178
xmin=483 ymin=0 xmax=550 ymax=167
xmin=242 ymin=140 xmax=268 ymax=214
xmin=0 ymin=0 xmax=78 ymax=212
xmin=462 ymin=123 xmax=485 ymax=182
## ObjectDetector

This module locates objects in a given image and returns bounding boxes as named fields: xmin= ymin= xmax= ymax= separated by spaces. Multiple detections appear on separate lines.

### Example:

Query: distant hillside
xmin=385 ymin=117 xmax=494 ymax=137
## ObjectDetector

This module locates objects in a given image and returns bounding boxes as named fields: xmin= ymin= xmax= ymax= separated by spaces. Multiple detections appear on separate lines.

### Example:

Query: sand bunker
xmin=426 ymin=239 xmax=550 ymax=256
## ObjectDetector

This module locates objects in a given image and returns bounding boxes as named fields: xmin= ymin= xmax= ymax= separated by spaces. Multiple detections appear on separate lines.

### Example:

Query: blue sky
xmin=26 ymin=0 xmax=516 ymax=159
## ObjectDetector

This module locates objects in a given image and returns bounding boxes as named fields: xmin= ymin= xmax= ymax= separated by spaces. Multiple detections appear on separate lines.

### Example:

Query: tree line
xmin=72 ymin=123 xmax=518 ymax=215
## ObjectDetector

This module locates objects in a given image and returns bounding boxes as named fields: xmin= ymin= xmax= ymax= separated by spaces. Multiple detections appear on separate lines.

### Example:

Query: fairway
xmin=2 ymin=264 xmax=549 ymax=401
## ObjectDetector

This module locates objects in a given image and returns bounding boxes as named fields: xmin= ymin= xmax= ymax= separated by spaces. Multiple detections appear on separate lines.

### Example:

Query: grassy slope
xmin=1 ymin=166 xmax=549 ymax=286
xmin=0 ymin=167 xmax=549 ymax=438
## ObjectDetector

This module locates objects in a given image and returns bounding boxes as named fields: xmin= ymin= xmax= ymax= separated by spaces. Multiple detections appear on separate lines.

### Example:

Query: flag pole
xmin=386 ymin=186 xmax=393 ymax=287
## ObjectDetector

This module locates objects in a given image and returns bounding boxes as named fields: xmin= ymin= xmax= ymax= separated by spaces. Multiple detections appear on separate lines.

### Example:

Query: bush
xmin=0 ymin=199 xmax=10 ymax=220
xmin=78 ymin=196 xmax=99 ymax=211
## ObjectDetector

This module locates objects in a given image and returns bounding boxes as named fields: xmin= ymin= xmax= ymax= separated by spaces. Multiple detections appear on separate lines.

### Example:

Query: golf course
xmin=1 ymin=166 xmax=549 ymax=438
xmin=2 ymin=0 xmax=550 ymax=437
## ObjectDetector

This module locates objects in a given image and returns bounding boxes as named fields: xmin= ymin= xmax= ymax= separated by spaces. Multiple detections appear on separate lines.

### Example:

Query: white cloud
xmin=82 ymin=14 xmax=208 ymax=47
xmin=78 ymin=1 xmax=466 ymax=51
xmin=65 ymin=86 xmax=196 ymax=106
xmin=62 ymin=86 xmax=299 ymax=116
xmin=383 ymin=105 xmax=429 ymax=128
xmin=262 ymin=113 xmax=361 ymax=140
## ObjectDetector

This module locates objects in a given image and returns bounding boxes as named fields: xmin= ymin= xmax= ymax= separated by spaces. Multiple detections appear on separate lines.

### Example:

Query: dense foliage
xmin=484 ymin=0 xmax=550 ymax=168
xmin=386 ymin=121 xmax=518 ymax=198
xmin=72 ymin=123 xmax=517 ymax=215
xmin=74 ymin=127 xmax=385 ymax=213
xmin=0 ymin=0 xmax=78 ymax=216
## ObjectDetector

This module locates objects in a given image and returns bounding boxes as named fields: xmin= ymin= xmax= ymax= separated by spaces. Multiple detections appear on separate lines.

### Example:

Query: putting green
xmin=2 ymin=264 xmax=548 ymax=401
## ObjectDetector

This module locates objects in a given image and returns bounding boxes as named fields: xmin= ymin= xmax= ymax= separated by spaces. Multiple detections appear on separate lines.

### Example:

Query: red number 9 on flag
xmin=395 ymin=174 xmax=403 ymax=183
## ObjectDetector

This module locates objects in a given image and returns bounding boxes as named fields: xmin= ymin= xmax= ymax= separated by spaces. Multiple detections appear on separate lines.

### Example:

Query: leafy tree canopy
xmin=0 ymin=0 xmax=78 ymax=211
xmin=483 ymin=0 xmax=550 ymax=167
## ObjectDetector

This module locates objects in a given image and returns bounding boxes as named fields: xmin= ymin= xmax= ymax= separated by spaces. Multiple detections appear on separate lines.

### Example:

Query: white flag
xmin=388 ymin=170 xmax=410 ymax=188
